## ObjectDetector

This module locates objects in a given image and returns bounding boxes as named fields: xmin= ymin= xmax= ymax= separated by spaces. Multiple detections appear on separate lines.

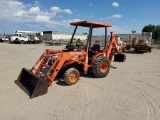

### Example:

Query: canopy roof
xmin=70 ymin=20 xmax=112 ymax=28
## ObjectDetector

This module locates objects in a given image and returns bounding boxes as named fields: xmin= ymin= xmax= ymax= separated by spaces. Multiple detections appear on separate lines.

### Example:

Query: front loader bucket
xmin=114 ymin=54 xmax=126 ymax=62
xmin=15 ymin=68 xmax=48 ymax=98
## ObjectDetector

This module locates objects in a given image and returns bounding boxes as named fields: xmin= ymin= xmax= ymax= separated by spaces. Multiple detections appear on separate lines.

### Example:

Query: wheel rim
xmin=100 ymin=62 xmax=108 ymax=73
xmin=69 ymin=72 xmax=78 ymax=83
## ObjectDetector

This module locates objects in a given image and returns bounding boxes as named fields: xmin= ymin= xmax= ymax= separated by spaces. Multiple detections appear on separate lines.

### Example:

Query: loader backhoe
xmin=15 ymin=20 xmax=126 ymax=98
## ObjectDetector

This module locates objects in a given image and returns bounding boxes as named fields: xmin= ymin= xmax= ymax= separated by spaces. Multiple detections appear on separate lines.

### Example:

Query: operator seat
xmin=88 ymin=43 xmax=101 ymax=60
xmin=90 ymin=43 xmax=101 ymax=52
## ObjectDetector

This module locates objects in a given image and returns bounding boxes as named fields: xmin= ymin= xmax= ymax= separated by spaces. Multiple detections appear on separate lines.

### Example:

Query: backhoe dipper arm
xmin=106 ymin=32 xmax=122 ymax=62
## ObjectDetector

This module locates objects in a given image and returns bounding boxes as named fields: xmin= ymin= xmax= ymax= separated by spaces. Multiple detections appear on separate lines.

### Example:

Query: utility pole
xmin=3 ymin=28 xmax=5 ymax=36
xmin=131 ymin=30 xmax=136 ymax=39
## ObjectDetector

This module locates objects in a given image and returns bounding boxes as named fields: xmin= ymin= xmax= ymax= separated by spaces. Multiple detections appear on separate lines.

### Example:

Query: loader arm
xmin=35 ymin=49 xmax=88 ymax=86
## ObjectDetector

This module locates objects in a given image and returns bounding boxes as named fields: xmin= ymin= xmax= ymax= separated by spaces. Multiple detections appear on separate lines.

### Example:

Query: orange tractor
xmin=132 ymin=37 xmax=152 ymax=52
xmin=15 ymin=20 xmax=126 ymax=98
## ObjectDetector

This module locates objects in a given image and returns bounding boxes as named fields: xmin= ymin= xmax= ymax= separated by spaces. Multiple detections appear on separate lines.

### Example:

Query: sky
xmin=0 ymin=0 xmax=160 ymax=35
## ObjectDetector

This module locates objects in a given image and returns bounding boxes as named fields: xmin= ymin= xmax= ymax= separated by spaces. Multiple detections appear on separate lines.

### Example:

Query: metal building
xmin=42 ymin=31 xmax=88 ymax=42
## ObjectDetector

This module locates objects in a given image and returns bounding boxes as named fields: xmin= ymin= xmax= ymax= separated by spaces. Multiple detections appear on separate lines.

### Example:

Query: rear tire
xmin=134 ymin=48 xmax=138 ymax=52
xmin=20 ymin=40 xmax=24 ymax=44
xmin=126 ymin=46 xmax=131 ymax=50
xmin=148 ymin=48 xmax=151 ymax=52
xmin=92 ymin=56 xmax=110 ymax=78
xmin=63 ymin=68 xmax=80 ymax=85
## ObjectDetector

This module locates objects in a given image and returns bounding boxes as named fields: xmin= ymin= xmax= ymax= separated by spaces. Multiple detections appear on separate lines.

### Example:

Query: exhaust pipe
xmin=15 ymin=68 xmax=49 ymax=98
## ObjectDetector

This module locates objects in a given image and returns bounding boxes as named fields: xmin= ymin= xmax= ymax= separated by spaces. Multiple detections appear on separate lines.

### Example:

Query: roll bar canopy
xmin=70 ymin=20 xmax=112 ymax=28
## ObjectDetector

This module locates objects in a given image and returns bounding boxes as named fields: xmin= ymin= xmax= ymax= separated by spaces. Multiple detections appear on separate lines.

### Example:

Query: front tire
xmin=63 ymin=68 xmax=80 ymax=85
xmin=92 ymin=56 xmax=110 ymax=78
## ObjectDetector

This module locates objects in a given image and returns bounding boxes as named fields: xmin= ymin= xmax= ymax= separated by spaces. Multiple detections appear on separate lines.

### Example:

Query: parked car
xmin=0 ymin=36 xmax=10 ymax=42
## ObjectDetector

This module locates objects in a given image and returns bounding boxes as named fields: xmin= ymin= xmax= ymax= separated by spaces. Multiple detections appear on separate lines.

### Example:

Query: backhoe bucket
xmin=15 ymin=68 xmax=48 ymax=98
xmin=114 ymin=54 xmax=126 ymax=62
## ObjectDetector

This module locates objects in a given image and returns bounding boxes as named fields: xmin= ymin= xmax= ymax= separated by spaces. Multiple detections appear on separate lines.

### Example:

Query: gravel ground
xmin=0 ymin=43 xmax=160 ymax=120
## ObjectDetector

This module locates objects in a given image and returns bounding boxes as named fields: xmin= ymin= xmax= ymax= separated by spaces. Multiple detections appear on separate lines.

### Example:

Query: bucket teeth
xmin=15 ymin=68 xmax=48 ymax=98
xmin=114 ymin=54 xmax=126 ymax=62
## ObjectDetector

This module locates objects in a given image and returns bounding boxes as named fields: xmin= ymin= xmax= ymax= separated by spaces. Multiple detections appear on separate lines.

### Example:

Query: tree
xmin=82 ymin=33 xmax=88 ymax=34
xmin=142 ymin=24 xmax=155 ymax=32
xmin=155 ymin=25 xmax=160 ymax=42
xmin=141 ymin=24 xmax=160 ymax=42
xmin=142 ymin=24 xmax=155 ymax=39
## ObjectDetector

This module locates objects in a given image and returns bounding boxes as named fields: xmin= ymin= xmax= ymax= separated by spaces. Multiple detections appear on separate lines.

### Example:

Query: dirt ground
xmin=0 ymin=43 xmax=160 ymax=120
